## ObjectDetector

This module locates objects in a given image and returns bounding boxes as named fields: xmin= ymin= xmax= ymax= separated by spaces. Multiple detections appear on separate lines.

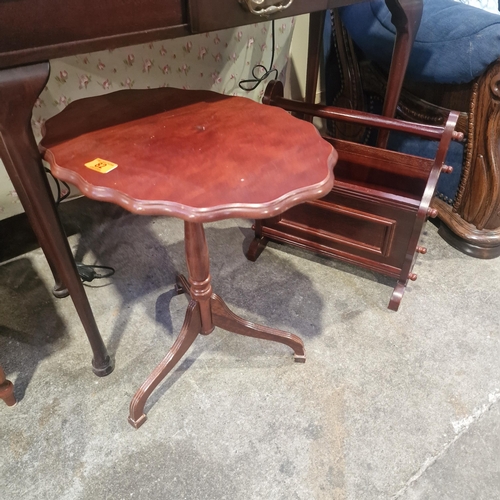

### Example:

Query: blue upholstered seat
xmin=335 ymin=0 xmax=500 ymax=202
xmin=339 ymin=0 xmax=500 ymax=84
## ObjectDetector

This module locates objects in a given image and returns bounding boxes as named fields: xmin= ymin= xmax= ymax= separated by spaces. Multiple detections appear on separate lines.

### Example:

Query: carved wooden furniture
xmin=403 ymin=64 xmax=500 ymax=258
xmin=247 ymin=81 xmax=459 ymax=310
xmin=329 ymin=1 xmax=500 ymax=258
xmin=0 ymin=0 xmax=362 ymax=380
xmin=0 ymin=364 xmax=16 ymax=407
xmin=39 ymin=87 xmax=336 ymax=427
xmin=248 ymin=0 xmax=450 ymax=310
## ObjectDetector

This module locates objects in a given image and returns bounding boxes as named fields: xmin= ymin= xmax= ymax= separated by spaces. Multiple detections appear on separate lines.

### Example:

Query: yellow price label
xmin=84 ymin=158 xmax=118 ymax=173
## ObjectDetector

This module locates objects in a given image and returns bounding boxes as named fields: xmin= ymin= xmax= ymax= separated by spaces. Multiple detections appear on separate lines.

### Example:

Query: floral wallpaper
xmin=0 ymin=18 xmax=296 ymax=220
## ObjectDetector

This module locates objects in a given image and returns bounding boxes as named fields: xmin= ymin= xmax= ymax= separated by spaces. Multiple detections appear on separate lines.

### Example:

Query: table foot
xmin=92 ymin=356 xmax=115 ymax=377
xmin=211 ymin=293 xmax=306 ymax=360
xmin=128 ymin=412 xmax=147 ymax=429
xmin=128 ymin=300 xmax=201 ymax=428
xmin=245 ymin=235 xmax=269 ymax=262
xmin=0 ymin=381 xmax=16 ymax=406
xmin=388 ymin=281 xmax=405 ymax=311
xmin=0 ymin=382 xmax=16 ymax=407
xmin=52 ymin=285 xmax=70 ymax=298
xmin=50 ymin=267 xmax=70 ymax=298
xmin=0 ymin=366 xmax=16 ymax=407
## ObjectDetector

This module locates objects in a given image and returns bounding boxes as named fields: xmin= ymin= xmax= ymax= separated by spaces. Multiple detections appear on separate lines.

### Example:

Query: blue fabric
xmin=387 ymin=133 xmax=464 ymax=201
xmin=339 ymin=0 xmax=500 ymax=84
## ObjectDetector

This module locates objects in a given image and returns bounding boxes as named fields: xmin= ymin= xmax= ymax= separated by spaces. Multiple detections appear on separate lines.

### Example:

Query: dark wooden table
xmin=39 ymin=86 xmax=336 ymax=426
xmin=0 ymin=0 xmax=409 ymax=379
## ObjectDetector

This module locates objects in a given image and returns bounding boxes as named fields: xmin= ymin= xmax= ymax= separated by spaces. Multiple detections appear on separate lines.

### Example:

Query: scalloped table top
xmin=40 ymin=87 xmax=336 ymax=222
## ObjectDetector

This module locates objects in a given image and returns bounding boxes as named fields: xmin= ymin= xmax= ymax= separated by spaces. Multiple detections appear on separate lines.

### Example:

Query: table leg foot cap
xmin=52 ymin=286 xmax=69 ymax=298
xmin=92 ymin=356 xmax=114 ymax=377
xmin=128 ymin=414 xmax=147 ymax=429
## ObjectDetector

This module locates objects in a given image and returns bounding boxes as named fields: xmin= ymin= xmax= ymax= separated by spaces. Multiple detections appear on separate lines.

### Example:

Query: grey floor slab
xmin=1 ymin=198 xmax=499 ymax=499
xmin=397 ymin=402 xmax=500 ymax=500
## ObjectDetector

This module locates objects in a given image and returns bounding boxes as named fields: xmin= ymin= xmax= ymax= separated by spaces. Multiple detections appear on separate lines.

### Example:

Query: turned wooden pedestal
xmin=40 ymin=87 xmax=336 ymax=428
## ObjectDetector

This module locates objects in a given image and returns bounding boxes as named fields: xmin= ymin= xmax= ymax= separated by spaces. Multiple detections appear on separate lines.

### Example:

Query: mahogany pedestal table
xmin=39 ymin=87 xmax=336 ymax=428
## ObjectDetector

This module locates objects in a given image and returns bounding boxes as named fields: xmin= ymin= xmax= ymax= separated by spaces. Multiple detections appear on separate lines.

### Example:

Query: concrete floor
xmin=1 ymin=198 xmax=499 ymax=499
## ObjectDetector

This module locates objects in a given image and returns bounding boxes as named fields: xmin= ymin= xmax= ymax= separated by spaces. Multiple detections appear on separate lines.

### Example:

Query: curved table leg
xmin=245 ymin=234 xmax=269 ymax=262
xmin=0 ymin=63 xmax=113 ymax=377
xmin=129 ymin=222 xmax=305 ymax=428
xmin=175 ymin=274 xmax=304 ymax=358
xmin=50 ymin=263 xmax=70 ymax=298
xmin=388 ymin=281 xmax=406 ymax=311
xmin=128 ymin=301 xmax=201 ymax=429
xmin=211 ymin=293 xmax=306 ymax=362
xmin=245 ymin=220 xmax=269 ymax=261
xmin=0 ymin=365 xmax=16 ymax=407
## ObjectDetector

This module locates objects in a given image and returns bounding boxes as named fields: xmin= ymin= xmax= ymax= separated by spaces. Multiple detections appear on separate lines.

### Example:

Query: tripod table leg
xmin=128 ymin=301 xmax=202 ymax=429
xmin=211 ymin=293 xmax=306 ymax=362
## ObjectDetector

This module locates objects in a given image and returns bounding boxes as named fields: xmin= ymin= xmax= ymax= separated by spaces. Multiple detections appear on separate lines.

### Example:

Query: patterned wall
xmin=0 ymin=19 xmax=295 ymax=220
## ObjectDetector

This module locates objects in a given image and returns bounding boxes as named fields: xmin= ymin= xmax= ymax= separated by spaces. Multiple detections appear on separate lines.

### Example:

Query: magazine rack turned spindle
xmin=247 ymin=81 xmax=460 ymax=310
xmin=39 ymin=87 xmax=336 ymax=428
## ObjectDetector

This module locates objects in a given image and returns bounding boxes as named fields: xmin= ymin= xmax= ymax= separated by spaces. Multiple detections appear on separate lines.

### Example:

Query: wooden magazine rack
xmin=246 ymin=81 xmax=461 ymax=310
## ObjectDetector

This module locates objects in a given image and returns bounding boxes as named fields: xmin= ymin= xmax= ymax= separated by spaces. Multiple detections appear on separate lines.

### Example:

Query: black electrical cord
xmin=76 ymin=262 xmax=115 ymax=283
xmin=44 ymin=167 xmax=116 ymax=283
xmin=239 ymin=20 xmax=278 ymax=92
xmin=44 ymin=166 xmax=71 ymax=205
